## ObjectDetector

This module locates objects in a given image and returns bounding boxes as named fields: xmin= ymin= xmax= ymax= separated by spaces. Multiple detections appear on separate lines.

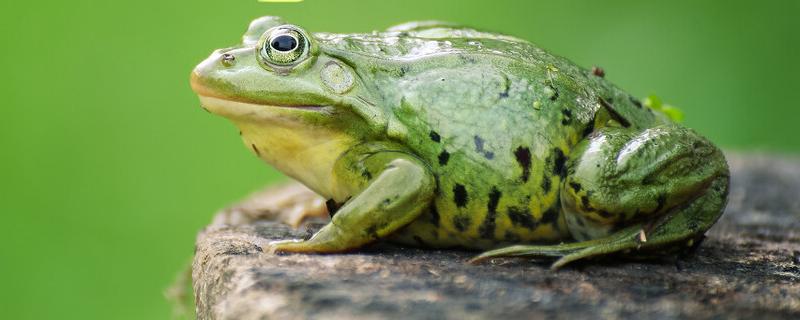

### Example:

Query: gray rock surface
xmin=192 ymin=154 xmax=800 ymax=319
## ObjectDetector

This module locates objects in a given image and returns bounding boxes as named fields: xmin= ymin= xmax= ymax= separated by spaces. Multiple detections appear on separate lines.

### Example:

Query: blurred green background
xmin=1 ymin=0 xmax=798 ymax=318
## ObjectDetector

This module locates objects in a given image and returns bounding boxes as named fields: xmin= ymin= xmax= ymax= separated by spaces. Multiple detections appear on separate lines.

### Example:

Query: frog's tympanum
xmin=191 ymin=17 xmax=729 ymax=268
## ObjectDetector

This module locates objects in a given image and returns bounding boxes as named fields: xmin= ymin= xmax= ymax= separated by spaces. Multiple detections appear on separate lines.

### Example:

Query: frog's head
xmin=191 ymin=16 xmax=386 ymax=197
xmin=191 ymin=16 xmax=384 ymax=123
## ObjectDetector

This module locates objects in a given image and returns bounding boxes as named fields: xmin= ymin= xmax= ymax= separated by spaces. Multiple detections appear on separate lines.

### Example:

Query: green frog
xmin=190 ymin=16 xmax=729 ymax=269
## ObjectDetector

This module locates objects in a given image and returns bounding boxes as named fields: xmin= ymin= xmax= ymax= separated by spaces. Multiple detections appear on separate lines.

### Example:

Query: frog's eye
xmin=258 ymin=25 xmax=310 ymax=68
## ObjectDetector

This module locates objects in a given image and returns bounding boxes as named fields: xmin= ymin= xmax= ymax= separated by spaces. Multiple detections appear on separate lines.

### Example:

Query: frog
xmin=190 ymin=16 xmax=729 ymax=269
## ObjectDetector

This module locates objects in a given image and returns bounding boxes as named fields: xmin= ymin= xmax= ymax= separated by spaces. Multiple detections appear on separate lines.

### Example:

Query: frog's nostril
xmin=221 ymin=53 xmax=236 ymax=67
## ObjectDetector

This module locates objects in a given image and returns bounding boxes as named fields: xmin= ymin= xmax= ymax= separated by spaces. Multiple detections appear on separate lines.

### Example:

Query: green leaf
xmin=644 ymin=94 xmax=684 ymax=122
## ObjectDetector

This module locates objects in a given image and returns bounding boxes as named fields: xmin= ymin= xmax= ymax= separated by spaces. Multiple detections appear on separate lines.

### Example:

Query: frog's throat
xmin=197 ymin=95 xmax=355 ymax=199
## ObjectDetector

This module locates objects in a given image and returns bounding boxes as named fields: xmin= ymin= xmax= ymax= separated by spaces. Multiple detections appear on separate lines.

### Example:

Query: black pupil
xmin=271 ymin=35 xmax=297 ymax=52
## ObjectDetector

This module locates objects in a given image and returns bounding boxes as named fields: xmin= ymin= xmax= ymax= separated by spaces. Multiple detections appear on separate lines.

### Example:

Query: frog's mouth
xmin=190 ymin=73 xmax=326 ymax=117
xmin=196 ymin=95 xmax=327 ymax=118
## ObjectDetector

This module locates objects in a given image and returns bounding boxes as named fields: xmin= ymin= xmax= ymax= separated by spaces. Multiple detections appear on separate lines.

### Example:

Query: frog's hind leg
xmin=471 ymin=125 xmax=729 ymax=269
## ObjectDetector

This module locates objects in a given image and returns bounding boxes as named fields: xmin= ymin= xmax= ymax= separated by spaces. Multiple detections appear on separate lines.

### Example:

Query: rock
xmin=192 ymin=154 xmax=800 ymax=319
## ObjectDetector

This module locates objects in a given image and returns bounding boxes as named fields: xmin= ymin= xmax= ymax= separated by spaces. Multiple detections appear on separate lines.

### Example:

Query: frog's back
xmin=322 ymin=24 xmax=669 ymax=248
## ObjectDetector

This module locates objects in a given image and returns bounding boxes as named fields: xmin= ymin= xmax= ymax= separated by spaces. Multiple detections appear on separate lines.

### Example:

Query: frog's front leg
xmin=472 ymin=125 xmax=729 ymax=268
xmin=270 ymin=143 xmax=435 ymax=253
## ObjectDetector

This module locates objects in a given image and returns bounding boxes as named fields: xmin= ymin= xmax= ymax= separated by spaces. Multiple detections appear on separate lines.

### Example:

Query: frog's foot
xmin=269 ymin=147 xmax=436 ymax=254
xmin=267 ymin=223 xmax=358 ymax=254
xmin=469 ymin=226 xmax=642 ymax=268
xmin=469 ymin=210 xmax=710 ymax=270
xmin=471 ymin=125 xmax=729 ymax=269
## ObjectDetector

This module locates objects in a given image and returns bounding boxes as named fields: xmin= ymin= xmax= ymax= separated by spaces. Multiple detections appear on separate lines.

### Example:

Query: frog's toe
xmin=468 ymin=244 xmax=576 ymax=265
xmin=266 ymin=238 xmax=348 ymax=254
xmin=267 ymin=239 xmax=307 ymax=254
xmin=469 ymin=226 xmax=642 ymax=269
xmin=266 ymin=221 xmax=364 ymax=254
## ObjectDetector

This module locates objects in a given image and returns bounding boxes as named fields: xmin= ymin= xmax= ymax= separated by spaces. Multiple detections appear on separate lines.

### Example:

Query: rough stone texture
xmin=192 ymin=154 xmax=800 ymax=320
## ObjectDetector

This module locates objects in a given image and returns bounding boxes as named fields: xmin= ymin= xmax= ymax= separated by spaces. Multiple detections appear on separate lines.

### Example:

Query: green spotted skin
xmin=192 ymin=17 xmax=727 ymax=263
xmin=356 ymin=37 xmax=672 ymax=249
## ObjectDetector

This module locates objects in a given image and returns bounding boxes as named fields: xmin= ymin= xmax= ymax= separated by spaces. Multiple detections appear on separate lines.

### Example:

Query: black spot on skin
xmin=479 ymin=187 xmax=502 ymax=239
xmin=429 ymin=131 xmax=441 ymax=142
xmin=584 ymin=191 xmax=595 ymax=210
xmin=582 ymin=119 xmax=595 ymax=137
xmin=458 ymin=54 xmax=477 ymax=64
xmin=453 ymin=184 xmax=468 ymax=208
xmin=453 ymin=215 xmax=471 ymax=232
xmin=429 ymin=205 xmax=440 ymax=227
xmin=499 ymin=81 xmax=510 ymax=98
xmin=361 ymin=169 xmax=372 ymax=180
xmin=547 ymin=84 xmax=560 ymax=101
xmin=642 ymin=174 xmax=658 ymax=185
xmin=251 ymin=144 xmax=260 ymax=156
xmin=438 ymin=150 xmax=450 ymax=166
xmin=474 ymin=135 xmax=485 ymax=152
xmin=597 ymin=210 xmax=614 ymax=219
xmin=514 ymin=146 xmax=532 ymax=182
xmin=655 ymin=194 xmax=667 ymax=213
xmin=398 ymin=65 xmax=409 ymax=77
xmin=541 ymin=204 xmax=560 ymax=225
xmin=580 ymin=196 xmax=591 ymax=211
xmin=413 ymin=236 xmax=427 ymax=246
xmin=569 ymin=181 xmax=582 ymax=193
xmin=325 ymin=199 xmax=340 ymax=218
xmin=629 ymin=96 xmax=643 ymax=109
xmin=365 ymin=225 xmax=379 ymax=239
xmin=540 ymin=175 xmax=552 ymax=192
xmin=474 ymin=136 xmax=495 ymax=159
xmin=487 ymin=188 xmax=501 ymax=213
xmin=507 ymin=206 xmax=537 ymax=229
xmin=504 ymin=231 xmax=521 ymax=242
xmin=238 ymin=130 xmax=242 ymax=136
xmin=561 ymin=108 xmax=573 ymax=125
xmin=553 ymin=148 xmax=567 ymax=178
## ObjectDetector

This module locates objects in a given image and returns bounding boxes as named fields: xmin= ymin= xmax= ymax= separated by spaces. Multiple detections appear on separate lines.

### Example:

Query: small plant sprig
xmin=644 ymin=94 xmax=684 ymax=122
